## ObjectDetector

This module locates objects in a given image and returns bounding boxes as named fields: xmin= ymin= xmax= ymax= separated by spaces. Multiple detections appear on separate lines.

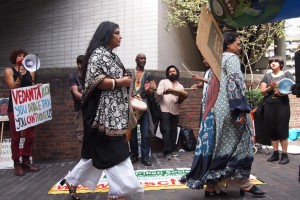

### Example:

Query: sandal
xmin=60 ymin=179 xmax=80 ymax=200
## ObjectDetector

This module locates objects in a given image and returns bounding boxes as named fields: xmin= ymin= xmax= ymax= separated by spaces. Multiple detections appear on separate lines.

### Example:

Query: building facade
xmin=0 ymin=0 xmax=202 ymax=71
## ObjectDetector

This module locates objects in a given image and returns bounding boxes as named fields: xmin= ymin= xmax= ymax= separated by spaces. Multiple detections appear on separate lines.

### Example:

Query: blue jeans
xmin=130 ymin=111 xmax=151 ymax=159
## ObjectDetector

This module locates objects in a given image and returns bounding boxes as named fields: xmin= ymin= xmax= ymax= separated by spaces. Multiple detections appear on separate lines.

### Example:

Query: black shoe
xmin=130 ymin=155 xmax=138 ymax=164
xmin=279 ymin=153 xmax=289 ymax=164
xmin=205 ymin=190 xmax=227 ymax=197
xmin=240 ymin=185 xmax=266 ymax=197
xmin=141 ymin=158 xmax=152 ymax=166
xmin=267 ymin=151 xmax=279 ymax=162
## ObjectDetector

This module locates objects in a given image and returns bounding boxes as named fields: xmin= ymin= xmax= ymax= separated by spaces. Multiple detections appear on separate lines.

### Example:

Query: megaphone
xmin=22 ymin=54 xmax=40 ymax=72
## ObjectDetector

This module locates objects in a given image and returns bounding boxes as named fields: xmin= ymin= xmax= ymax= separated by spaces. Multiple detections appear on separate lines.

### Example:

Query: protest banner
xmin=11 ymin=84 xmax=52 ymax=131
xmin=49 ymin=168 xmax=265 ymax=194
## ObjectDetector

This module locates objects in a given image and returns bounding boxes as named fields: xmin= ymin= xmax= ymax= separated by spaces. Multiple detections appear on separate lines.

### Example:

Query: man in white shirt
xmin=156 ymin=65 xmax=184 ymax=160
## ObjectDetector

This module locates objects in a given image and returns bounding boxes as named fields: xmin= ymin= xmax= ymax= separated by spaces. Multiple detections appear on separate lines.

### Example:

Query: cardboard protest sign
xmin=11 ymin=84 xmax=52 ymax=131
xmin=196 ymin=5 xmax=223 ymax=81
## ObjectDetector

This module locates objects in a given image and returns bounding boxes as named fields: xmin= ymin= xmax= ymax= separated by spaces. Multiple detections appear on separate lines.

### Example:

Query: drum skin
xmin=277 ymin=78 xmax=295 ymax=94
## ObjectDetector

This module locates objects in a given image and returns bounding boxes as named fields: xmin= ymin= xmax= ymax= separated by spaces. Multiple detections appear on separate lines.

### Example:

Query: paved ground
xmin=1 ymin=141 xmax=300 ymax=200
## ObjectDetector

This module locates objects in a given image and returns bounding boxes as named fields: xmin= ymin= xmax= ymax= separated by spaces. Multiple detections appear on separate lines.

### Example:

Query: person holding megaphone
xmin=3 ymin=48 xmax=39 ymax=176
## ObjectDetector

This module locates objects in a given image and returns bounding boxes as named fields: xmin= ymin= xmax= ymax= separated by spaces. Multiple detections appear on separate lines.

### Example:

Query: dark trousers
xmin=8 ymin=112 xmax=35 ymax=160
xmin=130 ymin=111 xmax=151 ymax=159
xmin=160 ymin=112 xmax=179 ymax=154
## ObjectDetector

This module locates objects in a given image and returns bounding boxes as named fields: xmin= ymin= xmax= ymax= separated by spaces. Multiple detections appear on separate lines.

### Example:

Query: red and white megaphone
xmin=18 ymin=54 xmax=40 ymax=72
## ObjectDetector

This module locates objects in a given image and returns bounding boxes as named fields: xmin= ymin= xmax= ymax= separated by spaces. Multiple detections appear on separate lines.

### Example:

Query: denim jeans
xmin=130 ymin=111 xmax=151 ymax=159
xmin=160 ymin=112 xmax=179 ymax=154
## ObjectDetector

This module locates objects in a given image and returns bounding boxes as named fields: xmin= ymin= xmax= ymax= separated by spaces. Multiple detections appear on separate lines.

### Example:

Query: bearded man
xmin=156 ymin=65 xmax=184 ymax=160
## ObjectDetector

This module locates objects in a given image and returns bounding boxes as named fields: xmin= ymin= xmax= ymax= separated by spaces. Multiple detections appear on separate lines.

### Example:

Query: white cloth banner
xmin=11 ymin=83 xmax=52 ymax=131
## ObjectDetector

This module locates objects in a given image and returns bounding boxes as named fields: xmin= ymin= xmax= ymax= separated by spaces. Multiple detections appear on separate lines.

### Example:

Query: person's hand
xmin=163 ymin=88 xmax=171 ymax=95
xmin=235 ymin=114 xmax=246 ymax=125
xmin=269 ymin=81 xmax=277 ymax=89
xmin=192 ymin=74 xmax=201 ymax=81
xmin=145 ymin=80 xmax=156 ymax=95
xmin=191 ymin=84 xmax=198 ymax=90
xmin=17 ymin=66 xmax=26 ymax=79
xmin=121 ymin=76 xmax=132 ymax=87
xmin=274 ymin=89 xmax=285 ymax=96
xmin=35 ymin=83 xmax=42 ymax=87
xmin=144 ymin=80 xmax=152 ymax=91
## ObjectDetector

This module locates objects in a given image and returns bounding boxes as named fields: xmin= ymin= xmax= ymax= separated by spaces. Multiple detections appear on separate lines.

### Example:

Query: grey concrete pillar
xmin=274 ymin=35 xmax=286 ymax=70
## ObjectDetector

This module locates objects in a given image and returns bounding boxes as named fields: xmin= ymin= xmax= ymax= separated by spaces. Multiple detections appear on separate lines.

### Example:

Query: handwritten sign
xmin=11 ymin=84 xmax=52 ymax=131
xmin=197 ymin=5 xmax=223 ymax=81
xmin=0 ymin=138 xmax=32 ymax=169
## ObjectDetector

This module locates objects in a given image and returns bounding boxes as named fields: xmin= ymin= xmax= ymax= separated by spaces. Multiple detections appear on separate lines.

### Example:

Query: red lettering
xmin=11 ymin=90 xmax=19 ymax=105
xmin=157 ymin=181 xmax=168 ymax=185
xmin=36 ymin=87 xmax=42 ymax=99
xmin=170 ymin=178 xmax=176 ymax=185
xmin=95 ymin=184 xmax=109 ymax=189
xmin=144 ymin=182 xmax=155 ymax=186
xmin=13 ymin=87 xmax=43 ymax=105
xmin=26 ymin=113 xmax=37 ymax=124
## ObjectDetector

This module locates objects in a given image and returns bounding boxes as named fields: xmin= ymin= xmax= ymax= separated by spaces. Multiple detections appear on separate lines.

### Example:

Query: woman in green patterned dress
xmin=180 ymin=32 xmax=265 ymax=197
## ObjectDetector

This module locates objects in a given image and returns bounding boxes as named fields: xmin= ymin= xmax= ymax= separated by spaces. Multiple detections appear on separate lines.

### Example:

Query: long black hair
xmin=223 ymin=31 xmax=238 ymax=52
xmin=82 ymin=21 xmax=119 ymax=83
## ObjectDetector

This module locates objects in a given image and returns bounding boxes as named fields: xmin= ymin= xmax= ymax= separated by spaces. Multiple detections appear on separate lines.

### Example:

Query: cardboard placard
xmin=196 ymin=5 xmax=223 ymax=81
xmin=11 ymin=84 xmax=52 ymax=131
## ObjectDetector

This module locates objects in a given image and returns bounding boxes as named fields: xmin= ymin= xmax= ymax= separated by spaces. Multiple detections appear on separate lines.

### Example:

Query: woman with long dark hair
xmin=60 ymin=21 xmax=143 ymax=200
xmin=180 ymin=32 xmax=265 ymax=197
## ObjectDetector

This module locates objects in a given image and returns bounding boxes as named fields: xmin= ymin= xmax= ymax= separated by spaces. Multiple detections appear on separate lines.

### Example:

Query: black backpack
xmin=180 ymin=127 xmax=196 ymax=151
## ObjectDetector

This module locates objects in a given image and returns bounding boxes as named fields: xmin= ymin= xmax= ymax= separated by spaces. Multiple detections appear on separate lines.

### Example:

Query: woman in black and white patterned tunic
xmin=62 ymin=21 xmax=143 ymax=200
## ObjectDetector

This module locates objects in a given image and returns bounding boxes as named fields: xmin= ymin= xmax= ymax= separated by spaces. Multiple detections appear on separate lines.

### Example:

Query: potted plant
xmin=245 ymin=89 xmax=264 ymax=109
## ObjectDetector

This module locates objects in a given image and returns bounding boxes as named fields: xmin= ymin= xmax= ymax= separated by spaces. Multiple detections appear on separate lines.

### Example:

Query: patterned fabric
xmin=179 ymin=52 xmax=253 ymax=190
xmin=132 ymin=71 xmax=155 ymax=98
xmin=226 ymin=72 xmax=251 ymax=116
xmin=82 ymin=46 xmax=129 ymax=136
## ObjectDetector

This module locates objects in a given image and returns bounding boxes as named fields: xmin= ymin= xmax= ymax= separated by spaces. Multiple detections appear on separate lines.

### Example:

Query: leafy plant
xmin=162 ymin=0 xmax=285 ymax=86
xmin=245 ymin=89 xmax=264 ymax=108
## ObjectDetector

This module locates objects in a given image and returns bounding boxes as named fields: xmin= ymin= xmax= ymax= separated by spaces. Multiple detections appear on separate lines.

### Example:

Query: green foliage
xmin=245 ymin=89 xmax=264 ymax=108
xmin=163 ymin=0 xmax=285 ymax=84
xmin=163 ymin=0 xmax=207 ymax=31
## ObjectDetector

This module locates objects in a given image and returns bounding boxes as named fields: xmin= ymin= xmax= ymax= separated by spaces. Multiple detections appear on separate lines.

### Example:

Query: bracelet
xmin=115 ymin=78 xmax=118 ymax=88
xmin=111 ymin=79 xmax=115 ymax=90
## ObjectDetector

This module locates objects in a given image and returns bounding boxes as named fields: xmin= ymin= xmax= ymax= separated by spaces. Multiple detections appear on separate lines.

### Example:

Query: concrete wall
xmin=0 ymin=0 xmax=202 ymax=71
xmin=158 ymin=2 xmax=203 ymax=71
